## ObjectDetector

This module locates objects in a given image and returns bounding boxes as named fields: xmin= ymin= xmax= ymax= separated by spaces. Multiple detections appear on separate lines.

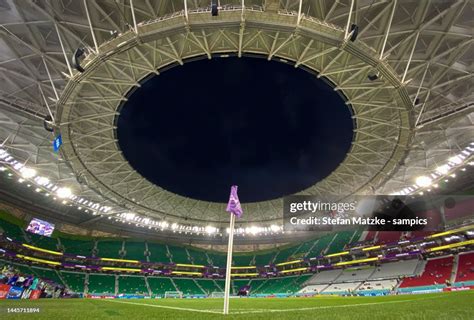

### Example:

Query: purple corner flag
xmin=226 ymin=185 xmax=243 ymax=218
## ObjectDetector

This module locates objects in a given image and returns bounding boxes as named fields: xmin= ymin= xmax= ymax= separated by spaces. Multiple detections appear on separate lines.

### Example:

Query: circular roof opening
xmin=117 ymin=57 xmax=353 ymax=203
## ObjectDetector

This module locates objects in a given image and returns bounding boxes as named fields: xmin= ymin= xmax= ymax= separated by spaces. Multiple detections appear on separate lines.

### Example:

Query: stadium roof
xmin=0 ymin=0 xmax=472 ymax=235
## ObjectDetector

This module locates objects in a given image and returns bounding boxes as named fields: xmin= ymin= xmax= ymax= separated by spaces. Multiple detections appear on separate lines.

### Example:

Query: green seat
xmin=60 ymin=237 xmax=95 ymax=256
xmin=326 ymin=230 xmax=354 ymax=254
xmin=60 ymin=271 xmax=85 ymax=293
xmin=147 ymin=243 xmax=170 ymax=263
xmin=167 ymin=245 xmax=190 ymax=264
xmin=173 ymin=278 xmax=204 ymax=295
xmin=195 ymin=279 xmax=222 ymax=295
xmin=88 ymin=274 xmax=115 ymax=294
xmin=233 ymin=255 xmax=254 ymax=266
xmin=97 ymin=240 xmax=123 ymax=258
xmin=118 ymin=275 xmax=148 ymax=295
xmin=31 ymin=267 xmax=63 ymax=285
xmin=0 ymin=218 xmax=25 ymax=242
xmin=147 ymin=277 xmax=176 ymax=295
xmin=28 ymin=233 xmax=59 ymax=251
xmin=124 ymin=241 xmax=145 ymax=260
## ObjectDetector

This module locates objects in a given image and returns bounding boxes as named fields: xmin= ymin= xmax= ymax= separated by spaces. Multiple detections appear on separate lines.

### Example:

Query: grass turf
xmin=0 ymin=290 xmax=472 ymax=320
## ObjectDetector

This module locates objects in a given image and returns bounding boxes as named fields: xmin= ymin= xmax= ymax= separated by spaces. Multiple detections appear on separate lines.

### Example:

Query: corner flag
xmin=223 ymin=185 xmax=242 ymax=315
xmin=226 ymin=185 xmax=243 ymax=218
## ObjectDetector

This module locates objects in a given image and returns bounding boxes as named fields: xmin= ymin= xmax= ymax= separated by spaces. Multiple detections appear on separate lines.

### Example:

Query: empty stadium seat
xmin=369 ymin=260 xmax=419 ymax=279
xmin=336 ymin=266 xmax=375 ymax=282
xmin=455 ymin=252 xmax=474 ymax=283
xmin=399 ymin=256 xmax=454 ymax=288
xmin=306 ymin=269 xmax=342 ymax=284
xmin=60 ymin=271 xmax=85 ymax=293
xmin=88 ymin=274 xmax=115 ymax=294
xmin=118 ymin=275 xmax=148 ymax=295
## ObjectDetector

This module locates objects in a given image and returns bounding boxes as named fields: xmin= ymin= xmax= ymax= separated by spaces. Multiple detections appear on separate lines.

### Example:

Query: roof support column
xmin=83 ymin=0 xmax=99 ymax=53
xmin=380 ymin=0 xmax=397 ymax=59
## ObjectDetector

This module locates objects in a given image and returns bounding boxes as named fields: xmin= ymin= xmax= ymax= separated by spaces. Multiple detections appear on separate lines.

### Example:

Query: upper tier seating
xmin=364 ymin=231 xmax=377 ymax=242
xmin=28 ymin=233 xmax=59 ymax=251
xmin=376 ymin=232 xmax=403 ymax=244
xmin=167 ymin=245 xmax=190 ymax=264
xmin=455 ymin=252 xmax=474 ymax=283
xmin=147 ymin=242 xmax=170 ymax=263
xmin=0 ymin=217 xmax=25 ymax=241
xmin=233 ymin=254 xmax=254 ymax=266
xmin=326 ymin=231 xmax=354 ymax=254
xmin=97 ymin=240 xmax=122 ymax=258
xmin=123 ymin=241 xmax=146 ymax=260
xmin=186 ymin=247 xmax=209 ymax=265
xmin=399 ymin=256 xmax=453 ymax=288
xmin=207 ymin=253 xmax=226 ymax=266
xmin=273 ymin=246 xmax=298 ymax=263
xmin=60 ymin=237 xmax=95 ymax=256
xmin=254 ymin=251 xmax=276 ymax=266
xmin=369 ymin=259 xmax=419 ymax=279
xmin=306 ymin=235 xmax=333 ymax=257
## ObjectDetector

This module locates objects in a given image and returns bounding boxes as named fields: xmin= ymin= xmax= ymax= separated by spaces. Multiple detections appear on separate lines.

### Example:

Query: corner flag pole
xmin=223 ymin=212 xmax=235 ymax=315
xmin=223 ymin=185 xmax=242 ymax=315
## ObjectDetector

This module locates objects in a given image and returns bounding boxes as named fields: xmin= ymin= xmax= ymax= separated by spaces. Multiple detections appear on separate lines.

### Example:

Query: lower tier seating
xmin=323 ymin=282 xmax=362 ymax=293
xmin=173 ymin=278 xmax=204 ymax=295
xmin=60 ymin=271 xmax=85 ymax=293
xmin=369 ymin=259 xmax=419 ymax=279
xmin=298 ymin=284 xmax=329 ymax=294
xmin=399 ymin=256 xmax=453 ymax=288
xmin=358 ymin=279 xmax=397 ymax=291
xmin=195 ymin=279 xmax=222 ymax=295
xmin=147 ymin=277 xmax=176 ymax=294
xmin=337 ymin=266 xmax=375 ymax=282
xmin=118 ymin=275 xmax=148 ymax=295
xmin=87 ymin=274 xmax=115 ymax=294
xmin=306 ymin=269 xmax=342 ymax=284
xmin=30 ymin=266 xmax=64 ymax=285
xmin=455 ymin=252 xmax=474 ymax=283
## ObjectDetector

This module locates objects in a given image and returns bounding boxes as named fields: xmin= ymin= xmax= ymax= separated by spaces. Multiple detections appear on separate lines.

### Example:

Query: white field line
xmin=102 ymin=299 xmax=222 ymax=314
xmin=230 ymin=295 xmax=447 ymax=314
xmin=102 ymin=294 xmax=448 ymax=315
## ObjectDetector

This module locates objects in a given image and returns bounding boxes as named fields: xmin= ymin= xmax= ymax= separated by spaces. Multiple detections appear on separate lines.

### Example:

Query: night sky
xmin=117 ymin=57 xmax=353 ymax=203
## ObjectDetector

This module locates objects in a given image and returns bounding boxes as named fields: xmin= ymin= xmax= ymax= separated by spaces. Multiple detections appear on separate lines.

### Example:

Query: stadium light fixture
xmin=56 ymin=187 xmax=72 ymax=198
xmin=436 ymin=164 xmax=450 ymax=175
xmin=415 ymin=176 xmax=432 ymax=187
xmin=270 ymin=225 xmax=280 ymax=232
xmin=20 ymin=167 xmax=36 ymax=179
xmin=206 ymin=225 xmax=217 ymax=234
xmin=448 ymin=155 xmax=463 ymax=165
xmin=35 ymin=176 xmax=50 ymax=186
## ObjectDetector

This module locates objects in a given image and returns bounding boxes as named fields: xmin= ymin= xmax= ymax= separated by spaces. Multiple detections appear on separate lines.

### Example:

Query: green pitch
xmin=1 ymin=291 xmax=473 ymax=320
